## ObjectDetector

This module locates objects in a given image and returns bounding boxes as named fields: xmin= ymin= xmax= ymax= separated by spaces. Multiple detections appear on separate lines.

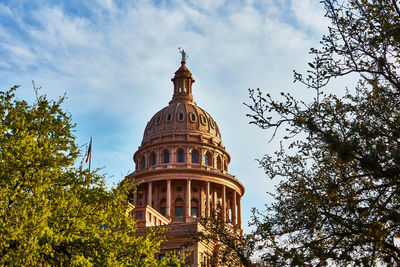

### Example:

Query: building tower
xmin=123 ymin=51 xmax=245 ymax=265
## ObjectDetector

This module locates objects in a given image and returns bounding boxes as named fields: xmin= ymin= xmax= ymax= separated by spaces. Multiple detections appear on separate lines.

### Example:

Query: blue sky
xmin=0 ymin=0 xmax=332 ymax=232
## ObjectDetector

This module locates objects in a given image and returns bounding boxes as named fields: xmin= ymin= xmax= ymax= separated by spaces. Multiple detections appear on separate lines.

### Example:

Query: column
xmin=206 ymin=181 xmax=210 ymax=217
xmin=147 ymin=181 xmax=152 ymax=206
xmin=238 ymin=196 xmax=242 ymax=228
xmin=167 ymin=180 xmax=171 ymax=217
xmin=233 ymin=191 xmax=237 ymax=225
xmin=186 ymin=179 xmax=191 ymax=217
xmin=171 ymin=148 xmax=175 ymax=163
xmin=201 ymin=148 xmax=204 ymax=166
xmin=154 ymin=182 xmax=159 ymax=210
xmin=134 ymin=191 xmax=138 ymax=206
xmin=213 ymin=188 xmax=217 ymax=212
xmin=200 ymin=182 xmax=204 ymax=217
xmin=222 ymin=185 xmax=226 ymax=221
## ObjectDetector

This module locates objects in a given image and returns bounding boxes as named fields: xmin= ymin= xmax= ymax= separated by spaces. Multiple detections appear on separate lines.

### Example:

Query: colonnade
xmin=133 ymin=179 xmax=242 ymax=227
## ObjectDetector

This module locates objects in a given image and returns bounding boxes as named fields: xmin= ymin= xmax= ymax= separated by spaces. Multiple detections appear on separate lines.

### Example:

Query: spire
xmin=170 ymin=48 xmax=195 ymax=104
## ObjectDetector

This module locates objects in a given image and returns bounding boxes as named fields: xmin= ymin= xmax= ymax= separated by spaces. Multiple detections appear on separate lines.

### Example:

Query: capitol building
xmin=122 ymin=51 xmax=245 ymax=266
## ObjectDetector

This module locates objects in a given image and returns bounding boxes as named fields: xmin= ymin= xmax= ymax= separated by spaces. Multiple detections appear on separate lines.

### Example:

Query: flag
xmin=86 ymin=137 xmax=92 ymax=164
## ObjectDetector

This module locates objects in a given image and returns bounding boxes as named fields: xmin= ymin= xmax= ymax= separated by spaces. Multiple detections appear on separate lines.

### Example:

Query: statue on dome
xmin=178 ymin=47 xmax=188 ymax=62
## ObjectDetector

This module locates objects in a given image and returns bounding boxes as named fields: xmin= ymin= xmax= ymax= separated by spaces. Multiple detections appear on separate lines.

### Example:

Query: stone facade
xmin=123 ymin=58 xmax=245 ymax=266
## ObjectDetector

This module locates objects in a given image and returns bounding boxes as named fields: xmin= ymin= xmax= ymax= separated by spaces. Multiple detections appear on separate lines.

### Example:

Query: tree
xmin=191 ymin=210 xmax=252 ymax=267
xmin=245 ymin=0 xmax=400 ymax=265
xmin=0 ymin=85 xmax=185 ymax=266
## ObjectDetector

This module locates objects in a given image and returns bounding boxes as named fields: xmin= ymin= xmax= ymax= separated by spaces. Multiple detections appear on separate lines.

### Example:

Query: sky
xmin=0 ymin=0 xmax=333 ymax=233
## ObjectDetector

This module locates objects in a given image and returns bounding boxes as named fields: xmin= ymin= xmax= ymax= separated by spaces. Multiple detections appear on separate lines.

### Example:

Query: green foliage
xmin=245 ymin=0 xmax=400 ymax=265
xmin=193 ymin=211 xmax=252 ymax=267
xmin=0 ymin=85 xmax=185 ymax=266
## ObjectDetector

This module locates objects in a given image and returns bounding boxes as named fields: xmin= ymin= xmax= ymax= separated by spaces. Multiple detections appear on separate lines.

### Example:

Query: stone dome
xmin=133 ymin=59 xmax=232 ymax=171
xmin=142 ymin=102 xmax=222 ymax=146
xmin=140 ymin=60 xmax=224 ymax=149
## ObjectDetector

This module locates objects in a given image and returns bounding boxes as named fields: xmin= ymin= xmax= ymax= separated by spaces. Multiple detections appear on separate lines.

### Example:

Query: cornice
xmin=137 ymin=134 xmax=227 ymax=152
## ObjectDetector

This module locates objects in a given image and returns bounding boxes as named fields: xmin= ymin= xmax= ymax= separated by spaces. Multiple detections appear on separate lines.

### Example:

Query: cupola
xmin=170 ymin=49 xmax=195 ymax=104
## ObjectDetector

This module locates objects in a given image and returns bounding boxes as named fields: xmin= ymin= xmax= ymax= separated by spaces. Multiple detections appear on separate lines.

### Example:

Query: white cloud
xmin=290 ymin=0 xmax=330 ymax=34
xmin=0 ymin=0 xmax=328 ymax=231
xmin=189 ymin=0 xmax=227 ymax=12
xmin=2 ymin=43 xmax=36 ymax=64
xmin=0 ymin=3 xmax=12 ymax=16
xmin=96 ymin=0 xmax=113 ymax=11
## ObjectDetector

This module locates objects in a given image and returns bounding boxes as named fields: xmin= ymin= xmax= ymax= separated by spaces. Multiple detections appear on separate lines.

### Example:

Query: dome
xmin=133 ymin=58 xmax=232 ymax=172
xmin=139 ymin=59 xmax=224 ymax=149
xmin=142 ymin=102 xmax=222 ymax=146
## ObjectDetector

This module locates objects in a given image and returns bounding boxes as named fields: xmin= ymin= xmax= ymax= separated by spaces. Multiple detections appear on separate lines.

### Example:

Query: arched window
xmin=177 ymin=150 xmax=184 ymax=163
xmin=190 ymin=113 xmax=196 ymax=122
xmin=205 ymin=152 xmax=212 ymax=166
xmin=217 ymin=156 xmax=222 ymax=170
xmin=191 ymin=150 xmax=199 ymax=163
xmin=163 ymin=150 xmax=170 ymax=164
xmin=224 ymin=162 xmax=228 ymax=171
xmin=191 ymin=199 xmax=199 ymax=217
xmin=147 ymin=119 xmax=153 ymax=129
xmin=210 ymin=119 xmax=215 ymax=128
xmin=150 ymin=152 xmax=156 ymax=166
xmin=200 ymin=115 xmax=206 ymax=125
xmin=175 ymin=198 xmax=184 ymax=217
xmin=160 ymin=199 xmax=166 ymax=216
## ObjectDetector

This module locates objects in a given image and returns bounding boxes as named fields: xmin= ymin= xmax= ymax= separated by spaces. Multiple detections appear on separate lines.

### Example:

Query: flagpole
xmin=86 ymin=136 xmax=92 ymax=172
xmin=89 ymin=136 xmax=92 ymax=172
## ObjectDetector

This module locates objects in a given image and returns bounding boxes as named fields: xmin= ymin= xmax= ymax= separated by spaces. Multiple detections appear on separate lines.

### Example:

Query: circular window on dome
xmin=190 ymin=113 xmax=196 ymax=122
xmin=176 ymin=186 xmax=183 ymax=192
xmin=210 ymin=119 xmax=215 ymax=128
xmin=156 ymin=116 xmax=161 ymax=124
xmin=192 ymin=187 xmax=198 ymax=193
xmin=178 ymin=113 xmax=184 ymax=121
xmin=166 ymin=114 xmax=172 ymax=122
xmin=147 ymin=119 xmax=153 ymax=128
xmin=200 ymin=115 xmax=206 ymax=125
